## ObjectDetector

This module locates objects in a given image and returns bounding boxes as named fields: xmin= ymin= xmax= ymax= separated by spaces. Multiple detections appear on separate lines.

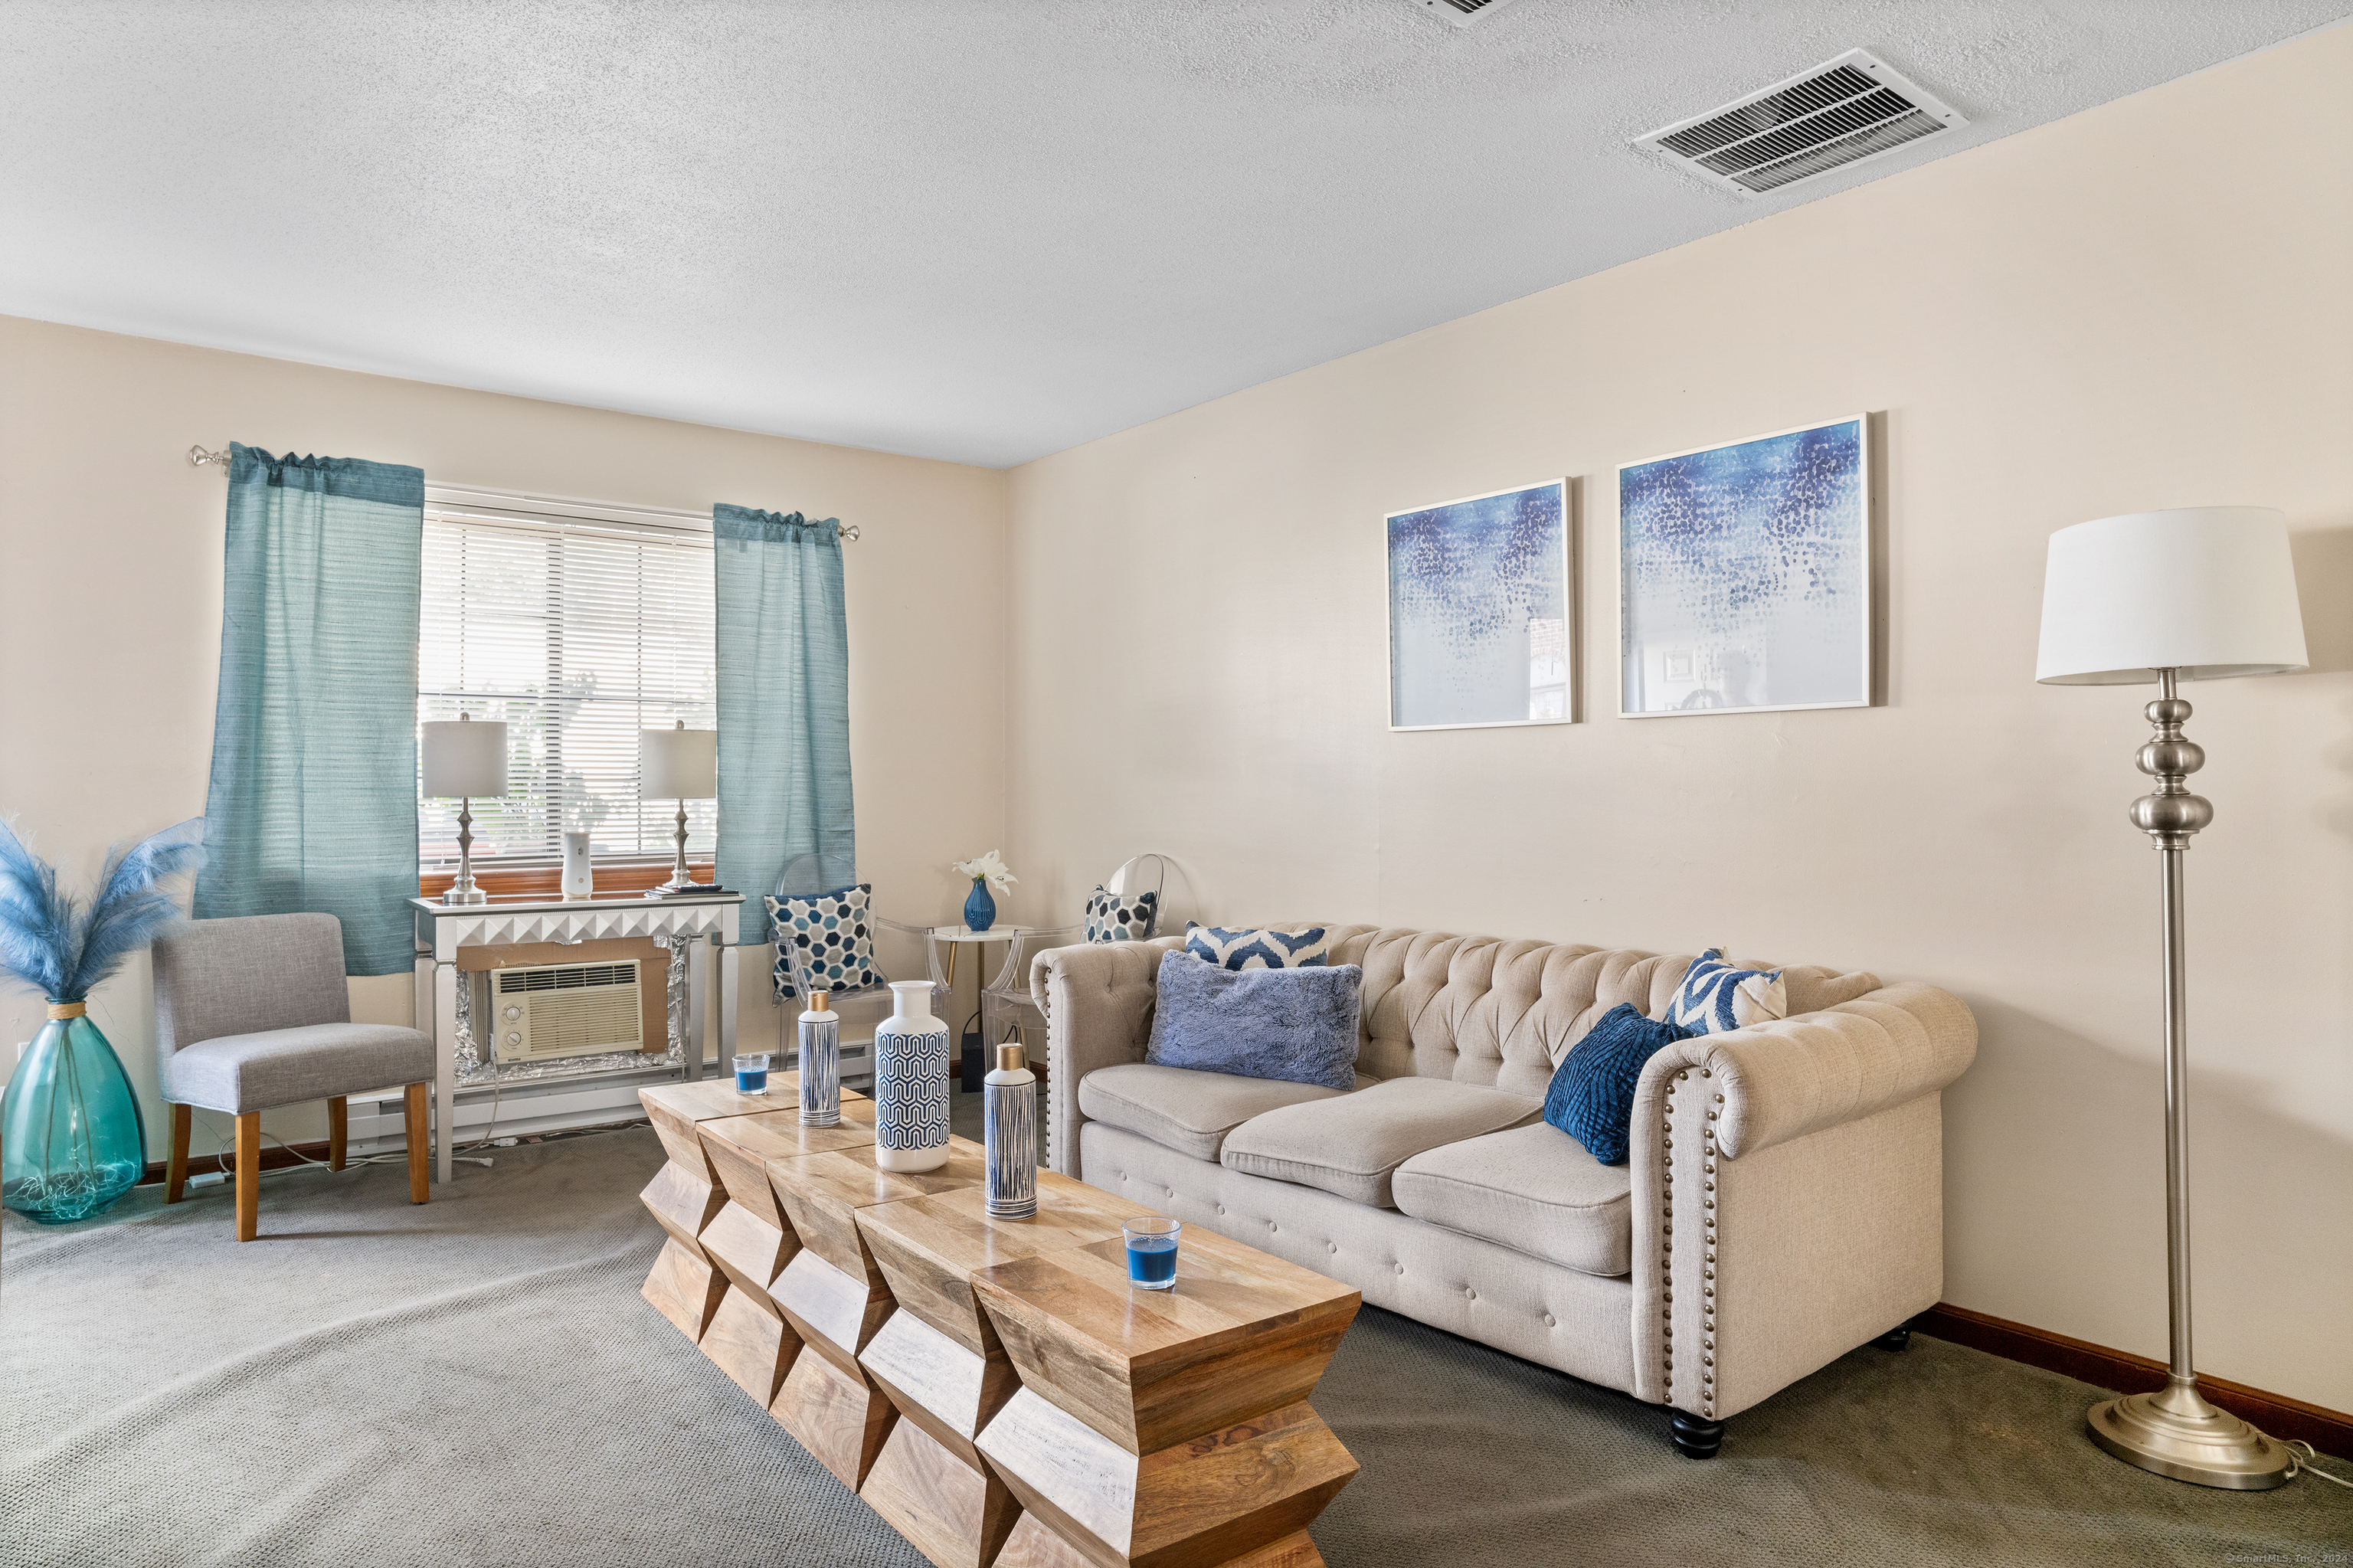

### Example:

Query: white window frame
xmin=418 ymin=484 xmax=717 ymax=872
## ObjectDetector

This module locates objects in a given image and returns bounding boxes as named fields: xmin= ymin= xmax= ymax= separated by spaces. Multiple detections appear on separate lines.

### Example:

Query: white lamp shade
xmin=640 ymin=726 xmax=717 ymax=800
xmin=2035 ymin=507 xmax=2307 ymax=686
xmin=421 ymin=718 xmax=509 ymax=797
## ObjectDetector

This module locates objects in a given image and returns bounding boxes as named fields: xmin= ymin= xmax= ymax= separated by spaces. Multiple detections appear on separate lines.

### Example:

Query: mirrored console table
xmin=410 ymin=891 xmax=745 ymax=1183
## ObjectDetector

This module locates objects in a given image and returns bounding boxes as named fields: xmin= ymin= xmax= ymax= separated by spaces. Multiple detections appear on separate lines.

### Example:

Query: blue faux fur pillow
xmin=1144 ymin=951 xmax=1361 ymax=1091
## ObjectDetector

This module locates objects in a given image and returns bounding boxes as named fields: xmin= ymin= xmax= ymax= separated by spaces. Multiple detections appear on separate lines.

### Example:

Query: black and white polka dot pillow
xmin=766 ymin=883 xmax=884 ymax=1000
xmin=1083 ymin=885 xmax=1160 ymax=944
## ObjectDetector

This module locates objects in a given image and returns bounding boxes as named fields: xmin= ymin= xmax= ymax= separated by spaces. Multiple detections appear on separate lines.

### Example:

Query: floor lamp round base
xmin=2088 ymin=1380 xmax=2292 ymax=1490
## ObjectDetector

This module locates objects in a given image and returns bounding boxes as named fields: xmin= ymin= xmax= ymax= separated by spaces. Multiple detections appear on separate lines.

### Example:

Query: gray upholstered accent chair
xmin=151 ymin=912 xmax=435 ymax=1240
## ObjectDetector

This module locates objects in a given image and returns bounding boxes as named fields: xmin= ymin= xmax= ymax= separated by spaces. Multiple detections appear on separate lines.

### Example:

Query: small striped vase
xmin=798 ymin=1003 xmax=839 ymax=1128
xmin=983 ymin=1044 xmax=1036 ymax=1219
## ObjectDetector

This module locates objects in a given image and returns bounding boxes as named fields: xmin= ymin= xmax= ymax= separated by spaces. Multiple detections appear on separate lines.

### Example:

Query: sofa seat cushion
xmin=1220 ymin=1077 xmax=1541 ymax=1208
xmin=1078 ymin=1063 xmax=1348 ymax=1163
xmin=1392 ymin=1122 xmax=1633 ymax=1277
xmin=161 ymin=1023 xmax=434 ymax=1115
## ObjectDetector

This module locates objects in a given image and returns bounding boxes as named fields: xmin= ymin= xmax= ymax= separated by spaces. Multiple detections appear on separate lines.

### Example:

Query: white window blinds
xmin=419 ymin=492 xmax=715 ymax=867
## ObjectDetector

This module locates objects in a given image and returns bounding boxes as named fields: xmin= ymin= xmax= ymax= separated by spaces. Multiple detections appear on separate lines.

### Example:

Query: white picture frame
xmin=1386 ymin=478 xmax=1573 ymax=732
xmin=1616 ymin=417 xmax=1872 ymax=719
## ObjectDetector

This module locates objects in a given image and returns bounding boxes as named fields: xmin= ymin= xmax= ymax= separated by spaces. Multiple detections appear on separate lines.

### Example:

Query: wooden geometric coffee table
xmin=972 ymin=1219 xmax=1360 ymax=1568
xmin=694 ymin=1092 xmax=883 ymax=1409
xmin=764 ymin=1134 xmax=993 ymax=1493
xmin=637 ymin=1076 xmax=827 ymax=1344
xmin=851 ymin=1168 xmax=1173 ymax=1568
xmin=635 ymin=1102 xmax=1362 ymax=1568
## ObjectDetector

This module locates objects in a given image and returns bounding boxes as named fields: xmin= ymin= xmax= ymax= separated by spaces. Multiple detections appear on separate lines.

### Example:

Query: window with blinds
xmin=418 ymin=489 xmax=715 ymax=869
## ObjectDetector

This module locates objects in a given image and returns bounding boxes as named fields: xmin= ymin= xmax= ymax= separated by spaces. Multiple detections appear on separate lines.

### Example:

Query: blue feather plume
xmin=0 ymin=817 xmax=78 ymax=998
xmin=0 ymin=816 xmax=207 ymax=1002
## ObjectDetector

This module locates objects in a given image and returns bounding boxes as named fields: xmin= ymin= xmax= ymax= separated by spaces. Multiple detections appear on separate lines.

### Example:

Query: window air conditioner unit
xmin=485 ymin=959 xmax=644 ymax=1064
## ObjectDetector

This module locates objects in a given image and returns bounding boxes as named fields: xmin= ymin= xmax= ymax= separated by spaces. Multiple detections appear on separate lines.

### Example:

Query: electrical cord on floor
xmin=2285 ymin=1439 xmax=2353 ymax=1489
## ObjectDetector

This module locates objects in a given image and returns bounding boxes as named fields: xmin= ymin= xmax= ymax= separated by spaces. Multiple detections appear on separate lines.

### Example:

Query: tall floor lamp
xmin=2035 ymin=506 xmax=2307 ymax=1490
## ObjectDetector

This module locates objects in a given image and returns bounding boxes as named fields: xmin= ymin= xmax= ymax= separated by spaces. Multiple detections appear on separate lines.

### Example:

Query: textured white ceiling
xmin=3 ymin=2 xmax=2344 ymax=467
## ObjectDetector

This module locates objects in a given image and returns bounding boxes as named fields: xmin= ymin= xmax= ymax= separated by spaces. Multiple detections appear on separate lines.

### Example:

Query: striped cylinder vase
xmin=798 ymin=999 xmax=839 ymax=1128
xmin=983 ymin=1043 xmax=1036 ymax=1219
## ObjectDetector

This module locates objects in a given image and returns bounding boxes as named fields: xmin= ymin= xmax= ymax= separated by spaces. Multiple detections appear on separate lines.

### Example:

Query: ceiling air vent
xmin=1635 ymin=49 xmax=1965 ymax=196
xmin=1409 ymin=0 xmax=1525 ymax=27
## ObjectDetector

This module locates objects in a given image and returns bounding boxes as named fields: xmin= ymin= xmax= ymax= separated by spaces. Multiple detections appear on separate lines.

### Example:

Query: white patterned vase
xmin=983 ymin=1043 xmax=1036 ymax=1219
xmin=561 ymin=831 xmax=594 ymax=900
xmin=873 ymin=980 xmax=950 ymax=1172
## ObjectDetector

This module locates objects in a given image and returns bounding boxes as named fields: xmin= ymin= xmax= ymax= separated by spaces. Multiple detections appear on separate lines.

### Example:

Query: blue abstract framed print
xmin=1617 ymin=417 xmax=1872 ymax=718
xmin=1386 ymin=479 xmax=1572 ymax=730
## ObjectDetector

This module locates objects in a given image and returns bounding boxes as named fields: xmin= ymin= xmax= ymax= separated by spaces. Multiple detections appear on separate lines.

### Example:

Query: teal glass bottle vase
xmin=2 ymin=1004 xmax=149 ymax=1223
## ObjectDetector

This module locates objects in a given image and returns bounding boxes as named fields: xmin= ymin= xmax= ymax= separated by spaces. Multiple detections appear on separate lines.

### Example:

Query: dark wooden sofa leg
xmin=1671 ymin=1410 xmax=1725 ymax=1459
xmin=328 ymin=1096 xmax=348 ymax=1170
xmin=164 ymin=1105 xmax=191 ymax=1203
xmin=1874 ymin=1327 xmax=1912 ymax=1353
xmin=404 ymin=1083 xmax=430 ymax=1203
xmin=234 ymin=1112 xmax=260 ymax=1242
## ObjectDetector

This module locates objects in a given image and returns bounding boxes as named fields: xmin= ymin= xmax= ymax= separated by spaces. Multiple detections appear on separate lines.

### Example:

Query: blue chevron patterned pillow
xmin=1667 ymin=948 xmax=1788 ymax=1036
xmin=1183 ymin=922 xmax=1331 ymax=971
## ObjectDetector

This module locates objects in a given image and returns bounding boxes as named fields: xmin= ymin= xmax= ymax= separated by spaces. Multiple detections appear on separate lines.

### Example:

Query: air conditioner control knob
xmin=506 ymin=1032 xmax=522 ymax=1046
xmin=503 ymin=1007 xmax=522 ymax=1021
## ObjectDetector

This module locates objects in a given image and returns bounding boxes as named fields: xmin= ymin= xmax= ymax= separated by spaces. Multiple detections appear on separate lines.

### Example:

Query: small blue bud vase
xmin=874 ymin=981 xmax=951 ymax=1173
xmin=963 ymin=879 xmax=996 ymax=933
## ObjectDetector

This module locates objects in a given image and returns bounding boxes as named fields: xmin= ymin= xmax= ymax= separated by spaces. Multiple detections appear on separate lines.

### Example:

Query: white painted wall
xmin=0 ymin=319 xmax=1009 ymax=1166
xmin=1005 ymin=31 xmax=2353 ymax=1409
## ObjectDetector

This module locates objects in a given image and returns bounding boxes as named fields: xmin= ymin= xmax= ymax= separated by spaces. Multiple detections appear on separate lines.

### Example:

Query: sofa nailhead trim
xmin=1701 ymin=1104 xmax=1722 ymax=1421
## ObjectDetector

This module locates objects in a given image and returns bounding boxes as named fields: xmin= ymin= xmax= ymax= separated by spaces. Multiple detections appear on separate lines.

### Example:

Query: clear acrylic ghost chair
xmin=768 ymin=855 xmax=948 ymax=1083
xmin=978 ymin=853 xmax=1167 ymax=1066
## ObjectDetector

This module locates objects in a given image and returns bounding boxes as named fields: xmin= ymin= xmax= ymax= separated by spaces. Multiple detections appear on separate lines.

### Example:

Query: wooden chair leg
xmin=404 ymin=1083 xmax=430 ymax=1203
xmin=234 ymin=1112 xmax=260 ymax=1242
xmin=164 ymin=1104 xmax=191 ymax=1204
xmin=327 ymin=1096 xmax=348 ymax=1170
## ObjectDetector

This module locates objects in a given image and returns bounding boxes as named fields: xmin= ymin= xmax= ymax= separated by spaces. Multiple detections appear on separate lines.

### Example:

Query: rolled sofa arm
xmin=1628 ymin=982 xmax=1977 ymax=1422
xmin=1643 ymin=982 xmax=1978 ymax=1160
xmin=1032 ymin=935 xmax=1186 ymax=1178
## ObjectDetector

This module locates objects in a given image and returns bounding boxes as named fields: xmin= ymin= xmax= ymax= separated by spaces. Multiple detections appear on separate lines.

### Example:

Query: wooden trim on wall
xmin=1916 ymin=1302 xmax=2351 ymax=1460
xmin=418 ymin=860 xmax=716 ymax=902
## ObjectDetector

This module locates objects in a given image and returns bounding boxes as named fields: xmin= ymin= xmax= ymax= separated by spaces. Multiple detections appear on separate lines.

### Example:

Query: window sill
xmin=417 ymin=862 xmax=717 ymax=902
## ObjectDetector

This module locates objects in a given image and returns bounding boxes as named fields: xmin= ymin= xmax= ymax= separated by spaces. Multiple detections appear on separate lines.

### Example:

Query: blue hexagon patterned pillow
xmin=1083 ymin=885 xmax=1159 ymax=943
xmin=767 ymin=884 xmax=884 ymax=1001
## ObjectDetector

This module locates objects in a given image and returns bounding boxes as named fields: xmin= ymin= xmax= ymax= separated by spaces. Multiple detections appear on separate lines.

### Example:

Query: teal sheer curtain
xmin=713 ymin=505 xmax=854 ymax=943
xmin=192 ymin=444 xmax=424 ymax=976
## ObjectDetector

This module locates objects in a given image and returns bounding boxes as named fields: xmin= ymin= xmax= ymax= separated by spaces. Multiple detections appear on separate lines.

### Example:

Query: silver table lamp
xmin=421 ymin=712 xmax=509 ymax=906
xmin=2035 ymin=506 xmax=2307 ymax=1490
xmin=639 ymin=720 xmax=718 ymax=898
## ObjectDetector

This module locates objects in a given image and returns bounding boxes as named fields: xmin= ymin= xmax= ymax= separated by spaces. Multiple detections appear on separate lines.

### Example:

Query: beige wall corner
xmin=1004 ymin=28 xmax=2353 ymax=1409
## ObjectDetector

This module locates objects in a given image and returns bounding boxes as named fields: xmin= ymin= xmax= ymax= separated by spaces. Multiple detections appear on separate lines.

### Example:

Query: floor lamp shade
xmin=2036 ymin=508 xmax=2307 ymax=685
xmin=421 ymin=718 xmax=508 ymax=798
xmin=640 ymin=726 xmax=717 ymax=800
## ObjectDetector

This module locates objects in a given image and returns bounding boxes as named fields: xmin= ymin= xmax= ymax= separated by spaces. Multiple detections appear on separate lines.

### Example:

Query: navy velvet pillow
xmin=1543 ymin=1004 xmax=1694 ymax=1166
xmin=1144 ymin=951 xmax=1361 ymax=1091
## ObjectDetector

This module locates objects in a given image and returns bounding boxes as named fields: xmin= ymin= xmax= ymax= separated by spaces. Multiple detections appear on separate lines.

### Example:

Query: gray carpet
xmin=2 ymin=1124 xmax=2343 ymax=1568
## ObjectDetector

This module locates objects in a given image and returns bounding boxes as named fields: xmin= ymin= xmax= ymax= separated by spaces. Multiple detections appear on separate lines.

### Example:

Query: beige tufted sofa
xmin=1029 ymin=925 xmax=1977 ymax=1457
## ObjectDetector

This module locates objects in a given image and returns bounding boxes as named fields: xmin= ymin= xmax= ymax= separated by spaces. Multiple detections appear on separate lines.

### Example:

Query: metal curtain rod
xmin=185 ymin=445 xmax=862 ymax=541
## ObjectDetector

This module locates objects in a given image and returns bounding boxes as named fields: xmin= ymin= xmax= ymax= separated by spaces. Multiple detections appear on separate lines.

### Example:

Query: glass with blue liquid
xmin=732 ymin=1052 xmax=771 ymax=1095
xmin=1123 ymin=1217 xmax=1181 ymax=1291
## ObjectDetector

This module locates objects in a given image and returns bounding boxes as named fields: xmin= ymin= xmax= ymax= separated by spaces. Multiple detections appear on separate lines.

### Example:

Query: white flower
xmin=951 ymin=849 xmax=1018 ymax=889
